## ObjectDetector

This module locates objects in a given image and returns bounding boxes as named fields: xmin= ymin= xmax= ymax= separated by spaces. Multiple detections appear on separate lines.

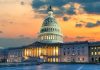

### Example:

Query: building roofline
xmin=4 ymin=41 xmax=100 ymax=50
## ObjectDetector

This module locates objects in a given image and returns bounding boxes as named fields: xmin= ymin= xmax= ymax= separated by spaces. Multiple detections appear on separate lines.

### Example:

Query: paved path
xmin=0 ymin=64 xmax=100 ymax=70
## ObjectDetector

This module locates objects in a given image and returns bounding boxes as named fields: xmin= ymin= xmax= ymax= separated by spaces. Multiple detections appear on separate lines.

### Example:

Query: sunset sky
xmin=0 ymin=0 xmax=100 ymax=48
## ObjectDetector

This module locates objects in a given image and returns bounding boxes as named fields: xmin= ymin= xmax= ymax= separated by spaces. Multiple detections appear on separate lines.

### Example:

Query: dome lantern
xmin=48 ymin=6 xmax=53 ymax=17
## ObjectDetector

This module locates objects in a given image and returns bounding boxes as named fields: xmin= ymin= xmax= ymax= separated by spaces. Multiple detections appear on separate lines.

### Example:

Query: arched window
xmin=47 ymin=36 xmax=49 ymax=40
xmin=99 ymin=57 xmax=100 ymax=62
xmin=52 ymin=35 xmax=54 ymax=39
xmin=50 ymin=35 xmax=52 ymax=39
xmin=82 ymin=58 xmax=84 ymax=61
xmin=48 ymin=35 xmax=51 ymax=40
xmin=91 ymin=58 xmax=94 ymax=62
xmin=51 ymin=28 xmax=53 ymax=31
xmin=45 ymin=28 xmax=47 ymax=31
xmin=53 ymin=28 xmax=54 ymax=31
xmin=41 ymin=36 xmax=43 ymax=40
xmin=45 ymin=35 xmax=47 ymax=40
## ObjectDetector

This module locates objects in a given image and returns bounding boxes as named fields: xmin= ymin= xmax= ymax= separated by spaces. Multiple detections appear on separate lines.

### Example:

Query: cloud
xmin=32 ymin=0 xmax=66 ymax=9
xmin=93 ymin=32 xmax=100 ymax=35
xmin=18 ymin=35 xmax=25 ymax=38
xmin=20 ymin=1 xmax=25 ymax=5
xmin=32 ymin=0 xmax=100 ymax=15
xmin=76 ymin=36 xmax=86 ymax=39
xmin=83 ymin=2 xmax=100 ymax=14
xmin=32 ymin=1 xmax=85 ymax=16
xmin=0 ymin=31 xmax=3 ymax=34
xmin=64 ymin=36 xmax=89 ymax=42
xmin=67 ymin=5 xmax=76 ymax=15
xmin=9 ymin=21 xmax=14 ymax=24
xmin=32 ymin=0 xmax=100 ymax=9
xmin=63 ymin=17 xmax=69 ymax=21
xmin=18 ymin=35 xmax=32 ymax=39
xmin=70 ymin=0 xmax=99 ymax=3
xmin=0 ymin=37 xmax=36 ymax=48
xmin=63 ymin=36 xmax=68 ymax=39
xmin=0 ymin=18 xmax=14 ymax=24
xmin=85 ymin=21 xmax=100 ymax=28
xmin=75 ymin=23 xmax=83 ymax=27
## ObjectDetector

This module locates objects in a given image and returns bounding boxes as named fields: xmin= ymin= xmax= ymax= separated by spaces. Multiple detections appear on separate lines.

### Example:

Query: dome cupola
xmin=38 ymin=6 xmax=63 ymax=43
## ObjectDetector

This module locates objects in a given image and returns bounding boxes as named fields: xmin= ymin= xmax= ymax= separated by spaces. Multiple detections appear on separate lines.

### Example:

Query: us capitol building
xmin=0 ymin=6 xmax=100 ymax=63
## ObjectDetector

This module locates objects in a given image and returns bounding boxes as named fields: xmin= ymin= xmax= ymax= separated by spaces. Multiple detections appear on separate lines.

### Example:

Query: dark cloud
xmin=76 ymin=36 xmax=86 ymax=39
xmin=18 ymin=35 xmax=31 ymax=39
xmin=32 ymin=0 xmax=67 ymax=9
xmin=32 ymin=0 xmax=100 ymax=9
xmin=85 ymin=21 xmax=100 ymax=28
xmin=32 ymin=0 xmax=100 ymax=15
xmin=74 ymin=0 xmax=99 ymax=3
xmin=93 ymin=32 xmax=100 ymax=35
xmin=0 ymin=38 xmax=36 ymax=48
xmin=75 ymin=23 xmax=83 ymax=27
xmin=63 ymin=17 xmax=69 ymax=21
xmin=88 ymin=39 xmax=96 ymax=42
xmin=18 ymin=35 xmax=25 ymax=38
xmin=83 ymin=2 xmax=100 ymax=14
xmin=0 ymin=18 xmax=14 ymax=24
xmin=55 ymin=5 xmax=76 ymax=15
xmin=0 ymin=19 xmax=8 ymax=23
xmin=20 ymin=1 xmax=25 ymax=5
xmin=32 ymin=0 xmax=77 ymax=15
xmin=64 ymin=36 xmax=68 ymax=39
xmin=0 ymin=31 xmax=3 ymax=34
xmin=67 ymin=5 xmax=76 ymax=15
xmin=34 ymin=6 xmax=75 ymax=16
xmin=9 ymin=21 xmax=14 ymax=24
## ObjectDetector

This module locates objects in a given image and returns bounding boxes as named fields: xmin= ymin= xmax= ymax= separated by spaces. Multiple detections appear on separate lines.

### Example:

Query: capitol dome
xmin=38 ymin=6 xmax=63 ymax=43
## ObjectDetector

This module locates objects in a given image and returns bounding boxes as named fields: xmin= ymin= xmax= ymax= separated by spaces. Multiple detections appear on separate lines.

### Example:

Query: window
xmin=82 ymin=58 xmax=84 ymax=61
xmin=45 ymin=35 xmax=47 ymax=39
xmin=47 ymin=28 xmax=48 ymax=31
xmin=78 ymin=58 xmax=80 ymax=61
xmin=49 ymin=35 xmax=52 ymax=39
xmin=64 ymin=51 xmax=66 ymax=55
xmin=67 ymin=51 xmax=70 ymax=54
xmin=91 ymin=52 xmax=93 ymax=55
xmin=72 ymin=50 xmax=74 ymax=53
xmin=98 ymin=52 xmax=100 ymax=55
xmin=53 ymin=28 xmax=54 ymax=31
xmin=52 ymin=35 xmax=55 ymax=39
xmin=95 ymin=52 xmax=97 ymax=55
xmin=53 ymin=58 xmax=55 ymax=62
xmin=48 ymin=58 xmax=50 ymax=62
xmin=47 ymin=36 xmax=49 ymax=40
xmin=51 ymin=35 xmax=53 ymax=39
xmin=56 ymin=47 xmax=59 ymax=55
xmin=56 ymin=58 xmax=58 ymax=62
xmin=50 ymin=58 xmax=52 ymax=62
xmin=78 ymin=50 xmax=80 ymax=55
xmin=48 ymin=35 xmax=50 ymax=39
xmin=97 ymin=47 xmax=100 ymax=49
xmin=41 ymin=36 xmax=43 ymax=40
xmin=91 ymin=47 xmax=93 ymax=49
xmin=51 ymin=28 xmax=53 ymax=31
xmin=64 ymin=48 xmax=66 ymax=51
